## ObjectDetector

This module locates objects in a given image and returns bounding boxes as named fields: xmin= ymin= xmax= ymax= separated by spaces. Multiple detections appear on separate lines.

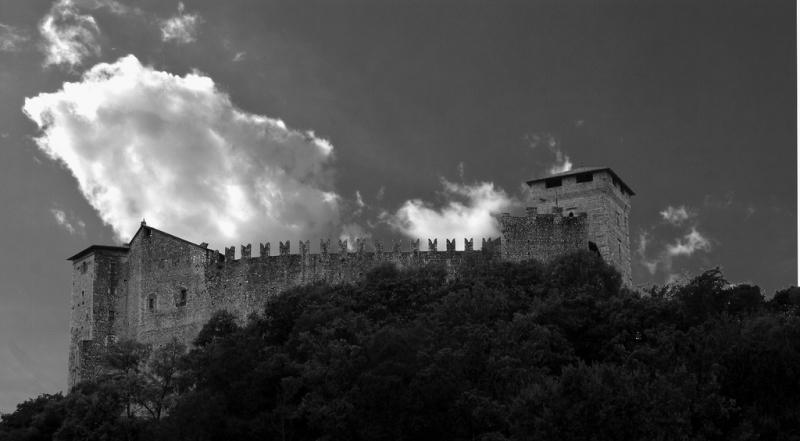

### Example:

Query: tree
xmin=0 ymin=393 xmax=65 ymax=441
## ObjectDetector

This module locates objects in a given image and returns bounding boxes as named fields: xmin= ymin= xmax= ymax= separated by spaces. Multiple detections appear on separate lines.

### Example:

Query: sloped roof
xmin=526 ymin=166 xmax=635 ymax=196
xmin=128 ymin=223 xmax=211 ymax=251
xmin=66 ymin=245 xmax=129 ymax=261
xmin=67 ymin=223 xmax=214 ymax=261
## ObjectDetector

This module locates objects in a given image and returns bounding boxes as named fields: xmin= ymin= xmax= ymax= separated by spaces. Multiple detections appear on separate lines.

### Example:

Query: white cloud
xmin=666 ymin=228 xmax=711 ymax=257
xmin=39 ymin=0 xmax=103 ymax=68
xmin=50 ymin=208 xmax=85 ymax=235
xmin=339 ymin=223 xmax=370 ymax=251
xmin=355 ymin=190 xmax=365 ymax=208
xmin=160 ymin=2 xmax=201 ymax=44
xmin=549 ymin=154 xmax=572 ymax=174
xmin=0 ymin=24 xmax=31 ymax=52
xmin=637 ymin=223 xmax=712 ymax=276
xmin=24 ymin=55 xmax=341 ymax=249
xmin=524 ymin=132 xmax=573 ymax=175
xmin=73 ymin=0 xmax=132 ymax=15
xmin=636 ymin=231 xmax=649 ymax=257
xmin=386 ymin=180 xmax=513 ymax=247
xmin=659 ymin=205 xmax=692 ymax=225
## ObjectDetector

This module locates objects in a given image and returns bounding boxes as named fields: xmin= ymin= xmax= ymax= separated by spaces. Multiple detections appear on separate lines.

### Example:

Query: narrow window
xmin=545 ymin=177 xmax=562 ymax=188
xmin=81 ymin=262 xmax=88 ymax=274
xmin=618 ymin=239 xmax=622 ymax=259
xmin=108 ymin=310 xmax=115 ymax=322
xmin=576 ymin=172 xmax=593 ymax=183
xmin=616 ymin=211 xmax=621 ymax=227
xmin=177 ymin=288 xmax=187 ymax=307
xmin=148 ymin=295 xmax=156 ymax=311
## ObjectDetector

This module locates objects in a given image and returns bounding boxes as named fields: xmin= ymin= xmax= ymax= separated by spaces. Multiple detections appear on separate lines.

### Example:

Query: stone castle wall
xmin=68 ymin=205 xmax=616 ymax=386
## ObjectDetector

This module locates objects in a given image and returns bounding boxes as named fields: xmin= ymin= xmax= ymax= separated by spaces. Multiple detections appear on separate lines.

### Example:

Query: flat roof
xmin=66 ymin=245 xmax=129 ymax=261
xmin=525 ymin=166 xmax=635 ymax=196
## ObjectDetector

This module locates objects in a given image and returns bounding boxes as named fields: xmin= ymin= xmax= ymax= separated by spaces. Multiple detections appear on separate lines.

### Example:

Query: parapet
xmin=215 ymin=236 xmax=501 ymax=263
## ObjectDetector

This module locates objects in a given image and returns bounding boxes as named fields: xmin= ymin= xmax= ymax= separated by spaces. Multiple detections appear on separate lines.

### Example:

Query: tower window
xmin=618 ymin=239 xmax=622 ymax=258
xmin=80 ymin=262 xmax=88 ymax=274
xmin=545 ymin=177 xmax=562 ymax=188
xmin=108 ymin=310 xmax=115 ymax=322
xmin=177 ymin=288 xmax=187 ymax=307
xmin=576 ymin=172 xmax=593 ymax=183
xmin=148 ymin=294 xmax=156 ymax=311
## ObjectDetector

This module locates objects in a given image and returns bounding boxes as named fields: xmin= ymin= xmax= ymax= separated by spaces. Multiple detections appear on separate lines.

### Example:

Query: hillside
xmin=2 ymin=251 xmax=800 ymax=441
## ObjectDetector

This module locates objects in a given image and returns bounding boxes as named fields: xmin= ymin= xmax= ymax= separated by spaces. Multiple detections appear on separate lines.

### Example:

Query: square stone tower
xmin=66 ymin=245 xmax=128 ymax=387
xmin=525 ymin=167 xmax=634 ymax=285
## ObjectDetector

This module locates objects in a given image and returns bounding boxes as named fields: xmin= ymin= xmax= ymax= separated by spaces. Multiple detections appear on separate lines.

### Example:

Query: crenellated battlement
xmin=67 ymin=167 xmax=634 ymax=387
xmin=215 ymin=237 xmax=502 ymax=263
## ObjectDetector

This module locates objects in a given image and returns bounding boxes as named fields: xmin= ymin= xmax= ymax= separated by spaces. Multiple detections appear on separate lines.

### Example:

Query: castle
xmin=66 ymin=167 xmax=634 ymax=386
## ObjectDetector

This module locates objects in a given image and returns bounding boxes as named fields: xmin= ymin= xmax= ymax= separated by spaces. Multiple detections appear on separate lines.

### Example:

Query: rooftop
xmin=525 ymin=166 xmax=635 ymax=196
xmin=67 ymin=222 xmax=214 ymax=261
xmin=66 ymin=245 xmax=129 ymax=261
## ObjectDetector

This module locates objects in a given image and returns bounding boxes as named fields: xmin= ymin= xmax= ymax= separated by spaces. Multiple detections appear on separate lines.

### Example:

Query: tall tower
xmin=525 ymin=167 xmax=634 ymax=285
xmin=66 ymin=245 xmax=128 ymax=387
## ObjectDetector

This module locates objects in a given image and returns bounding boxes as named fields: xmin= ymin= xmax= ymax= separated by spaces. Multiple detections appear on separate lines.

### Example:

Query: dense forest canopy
xmin=3 ymin=251 xmax=800 ymax=441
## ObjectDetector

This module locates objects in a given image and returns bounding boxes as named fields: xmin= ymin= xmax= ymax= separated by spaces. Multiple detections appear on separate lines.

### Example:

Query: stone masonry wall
xmin=129 ymin=229 xmax=218 ymax=349
xmin=526 ymin=171 xmax=632 ymax=285
xmin=205 ymin=240 xmax=504 ymax=324
xmin=68 ymin=250 xmax=127 ymax=386
xmin=69 ymin=203 xmax=612 ymax=386
xmin=498 ymin=209 xmax=590 ymax=263
xmin=68 ymin=254 xmax=94 ymax=387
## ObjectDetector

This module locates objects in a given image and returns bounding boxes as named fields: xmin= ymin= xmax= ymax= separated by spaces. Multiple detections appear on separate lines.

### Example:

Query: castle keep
xmin=67 ymin=167 xmax=633 ymax=386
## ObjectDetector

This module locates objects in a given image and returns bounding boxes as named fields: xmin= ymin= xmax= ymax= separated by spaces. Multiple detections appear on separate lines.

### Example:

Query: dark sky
xmin=0 ymin=0 xmax=795 ymax=411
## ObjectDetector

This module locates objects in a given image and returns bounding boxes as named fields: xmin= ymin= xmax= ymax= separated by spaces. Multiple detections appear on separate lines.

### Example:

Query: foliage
xmin=3 ymin=251 xmax=800 ymax=441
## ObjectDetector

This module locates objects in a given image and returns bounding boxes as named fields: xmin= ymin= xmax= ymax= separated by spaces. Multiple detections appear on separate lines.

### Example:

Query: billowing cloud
xmin=666 ymin=228 xmax=711 ymax=257
xmin=659 ymin=205 xmax=692 ymax=225
xmin=160 ymin=2 xmax=201 ymax=44
xmin=23 ymin=55 xmax=341 ymax=249
xmin=386 ymin=180 xmax=513 ymax=247
xmin=0 ymin=24 xmax=31 ymax=52
xmin=50 ymin=208 xmax=85 ymax=236
xmin=39 ymin=0 xmax=102 ymax=68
